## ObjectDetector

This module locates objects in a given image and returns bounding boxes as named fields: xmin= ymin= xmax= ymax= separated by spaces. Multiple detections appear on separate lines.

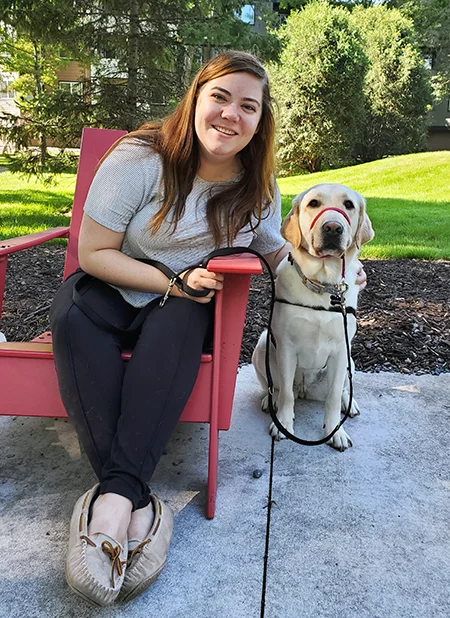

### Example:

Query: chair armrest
xmin=0 ymin=227 xmax=70 ymax=257
xmin=206 ymin=254 xmax=262 ymax=275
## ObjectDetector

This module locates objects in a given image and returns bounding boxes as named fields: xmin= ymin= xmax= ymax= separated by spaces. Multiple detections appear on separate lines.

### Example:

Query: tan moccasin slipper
xmin=119 ymin=493 xmax=174 ymax=603
xmin=65 ymin=484 xmax=128 ymax=606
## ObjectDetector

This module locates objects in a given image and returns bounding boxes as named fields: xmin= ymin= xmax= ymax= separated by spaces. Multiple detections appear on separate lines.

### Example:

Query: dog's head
xmin=281 ymin=183 xmax=374 ymax=258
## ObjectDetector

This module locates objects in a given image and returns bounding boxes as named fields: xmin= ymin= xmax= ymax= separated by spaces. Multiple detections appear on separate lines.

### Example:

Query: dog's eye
xmin=308 ymin=199 xmax=320 ymax=208
xmin=344 ymin=200 xmax=354 ymax=210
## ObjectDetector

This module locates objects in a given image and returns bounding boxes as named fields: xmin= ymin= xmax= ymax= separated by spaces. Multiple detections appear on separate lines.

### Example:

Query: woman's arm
xmin=78 ymin=214 xmax=222 ymax=302
xmin=263 ymin=242 xmax=292 ymax=272
xmin=355 ymin=260 xmax=367 ymax=291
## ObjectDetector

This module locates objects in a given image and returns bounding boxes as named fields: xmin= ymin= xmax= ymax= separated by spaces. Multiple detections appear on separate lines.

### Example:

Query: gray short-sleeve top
xmin=83 ymin=139 xmax=284 ymax=307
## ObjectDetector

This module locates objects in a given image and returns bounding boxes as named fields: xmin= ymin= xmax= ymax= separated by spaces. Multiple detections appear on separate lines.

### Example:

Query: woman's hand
xmin=355 ymin=263 xmax=367 ymax=291
xmin=172 ymin=268 xmax=224 ymax=303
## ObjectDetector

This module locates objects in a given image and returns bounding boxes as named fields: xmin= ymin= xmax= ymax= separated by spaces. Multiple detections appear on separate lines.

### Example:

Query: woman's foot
xmin=88 ymin=492 xmax=133 ymax=546
xmin=66 ymin=485 xmax=129 ymax=606
xmin=119 ymin=494 xmax=174 ymax=603
xmin=127 ymin=500 xmax=155 ymax=543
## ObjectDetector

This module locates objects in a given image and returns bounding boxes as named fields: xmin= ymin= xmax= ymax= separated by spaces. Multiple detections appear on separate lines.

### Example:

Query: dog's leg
xmin=324 ymin=352 xmax=352 ymax=451
xmin=341 ymin=358 xmax=360 ymax=417
xmin=269 ymin=346 xmax=297 ymax=440
xmin=252 ymin=332 xmax=279 ymax=412
xmin=341 ymin=389 xmax=360 ymax=418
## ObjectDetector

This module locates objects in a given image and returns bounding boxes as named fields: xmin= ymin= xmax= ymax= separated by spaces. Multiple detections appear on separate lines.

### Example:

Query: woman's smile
xmin=212 ymin=125 xmax=238 ymax=136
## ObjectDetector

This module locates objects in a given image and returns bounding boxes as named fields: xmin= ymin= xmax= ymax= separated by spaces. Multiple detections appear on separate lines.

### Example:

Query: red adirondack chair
xmin=0 ymin=127 xmax=262 ymax=518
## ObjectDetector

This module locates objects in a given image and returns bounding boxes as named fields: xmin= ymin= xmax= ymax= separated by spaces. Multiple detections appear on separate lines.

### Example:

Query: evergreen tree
xmin=350 ymin=4 xmax=432 ymax=161
xmin=1 ymin=0 xmax=280 ymax=173
xmin=0 ymin=0 xmax=92 ymax=174
xmin=75 ymin=0 xmax=279 ymax=131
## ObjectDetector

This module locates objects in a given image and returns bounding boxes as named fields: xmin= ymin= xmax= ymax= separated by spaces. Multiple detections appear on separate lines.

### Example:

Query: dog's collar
xmin=287 ymin=252 xmax=348 ymax=296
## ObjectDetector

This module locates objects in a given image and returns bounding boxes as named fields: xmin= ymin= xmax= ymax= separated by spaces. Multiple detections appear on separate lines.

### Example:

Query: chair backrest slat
xmin=63 ymin=127 xmax=127 ymax=279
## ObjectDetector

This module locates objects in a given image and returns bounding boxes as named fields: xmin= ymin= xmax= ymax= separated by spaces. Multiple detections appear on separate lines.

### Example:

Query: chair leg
xmin=207 ymin=424 xmax=219 ymax=519
xmin=0 ymin=256 xmax=7 ymax=318
xmin=206 ymin=288 xmax=222 ymax=519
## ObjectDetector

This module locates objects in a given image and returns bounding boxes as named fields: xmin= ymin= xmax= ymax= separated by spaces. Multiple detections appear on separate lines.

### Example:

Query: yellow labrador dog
xmin=252 ymin=183 xmax=374 ymax=451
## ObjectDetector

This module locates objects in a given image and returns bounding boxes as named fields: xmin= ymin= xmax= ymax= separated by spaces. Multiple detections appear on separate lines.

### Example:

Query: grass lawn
xmin=0 ymin=169 xmax=75 ymax=240
xmin=1 ymin=151 xmax=449 ymax=259
xmin=278 ymin=151 xmax=450 ymax=260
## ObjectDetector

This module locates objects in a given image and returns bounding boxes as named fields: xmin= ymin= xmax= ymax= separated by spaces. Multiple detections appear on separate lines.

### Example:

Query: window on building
xmin=100 ymin=48 xmax=115 ymax=59
xmin=272 ymin=2 xmax=290 ymax=16
xmin=424 ymin=55 xmax=433 ymax=70
xmin=150 ymin=92 xmax=166 ymax=106
xmin=59 ymin=81 xmax=83 ymax=95
xmin=236 ymin=4 xmax=255 ymax=25
xmin=0 ymin=77 xmax=16 ymax=100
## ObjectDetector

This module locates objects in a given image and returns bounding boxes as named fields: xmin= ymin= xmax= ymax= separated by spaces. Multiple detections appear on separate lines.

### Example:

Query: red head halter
xmin=307 ymin=207 xmax=351 ymax=277
xmin=309 ymin=207 xmax=351 ymax=230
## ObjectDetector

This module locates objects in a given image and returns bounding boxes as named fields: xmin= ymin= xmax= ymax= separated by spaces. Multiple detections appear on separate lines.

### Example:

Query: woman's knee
xmin=50 ymin=273 xmax=83 ymax=332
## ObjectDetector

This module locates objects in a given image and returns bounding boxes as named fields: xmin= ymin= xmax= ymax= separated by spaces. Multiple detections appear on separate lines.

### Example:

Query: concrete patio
xmin=1 ymin=365 xmax=450 ymax=617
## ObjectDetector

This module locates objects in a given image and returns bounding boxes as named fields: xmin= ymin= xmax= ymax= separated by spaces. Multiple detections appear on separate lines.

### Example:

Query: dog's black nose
xmin=322 ymin=221 xmax=343 ymax=235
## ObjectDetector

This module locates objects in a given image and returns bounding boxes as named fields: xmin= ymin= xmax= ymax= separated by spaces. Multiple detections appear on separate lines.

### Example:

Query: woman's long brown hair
xmin=104 ymin=51 xmax=276 ymax=247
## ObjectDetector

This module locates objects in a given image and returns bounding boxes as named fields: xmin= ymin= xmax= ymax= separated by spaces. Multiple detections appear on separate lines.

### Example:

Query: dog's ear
xmin=355 ymin=196 xmax=374 ymax=248
xmin=281 ymin=194 xmax=303 ymax=249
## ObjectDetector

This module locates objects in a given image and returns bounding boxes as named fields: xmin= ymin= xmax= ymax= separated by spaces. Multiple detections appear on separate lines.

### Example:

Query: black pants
xmin=50 ymin=271 xmax=212 ymax=510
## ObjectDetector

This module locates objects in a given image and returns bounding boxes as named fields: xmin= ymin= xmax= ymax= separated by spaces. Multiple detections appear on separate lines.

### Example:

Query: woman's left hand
xmin=356 ymin=264 xmax=367 ymax=291
xmin=172 ymin=268 xmax=224 ymax=303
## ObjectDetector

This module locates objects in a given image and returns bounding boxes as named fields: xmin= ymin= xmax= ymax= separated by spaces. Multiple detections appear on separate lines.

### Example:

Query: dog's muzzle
xmin=321 ymin=220 xmax=346 ymax=251
xmin=309 ymin=207 xmax=351 ymax=230
xmin=311 ymin=207 xmax=350 ymax=254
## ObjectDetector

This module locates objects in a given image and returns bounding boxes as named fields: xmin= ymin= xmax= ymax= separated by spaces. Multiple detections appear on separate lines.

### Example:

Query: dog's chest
xmin=273 ymin=265 xmax=358 ymax=370
xmin=293 ymin=312 xmax=346 ymax=353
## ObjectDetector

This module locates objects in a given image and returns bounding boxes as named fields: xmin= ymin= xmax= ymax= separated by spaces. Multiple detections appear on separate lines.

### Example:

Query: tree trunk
xmin=126 ymin=0 xmax=139 ymax=131
xmin=33 ymin=40 xmax=47 ymax=168
xmin=305 ymin=155 xmax=322 ymax=173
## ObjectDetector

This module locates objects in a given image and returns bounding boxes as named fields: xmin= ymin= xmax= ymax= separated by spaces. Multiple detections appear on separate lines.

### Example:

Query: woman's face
xmin=194 ymin=72 xmax=263 ymax=169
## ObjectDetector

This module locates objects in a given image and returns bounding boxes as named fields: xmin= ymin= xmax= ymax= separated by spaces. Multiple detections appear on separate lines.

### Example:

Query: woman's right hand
xmin=173 ymin=268 xmax=224 ymax=304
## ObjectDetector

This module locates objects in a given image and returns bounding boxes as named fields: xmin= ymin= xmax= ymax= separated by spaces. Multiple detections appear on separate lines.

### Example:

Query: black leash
xmin=171 ymin=247 xmax=357 ymax=447
xmin=72 ymin=246 xmax=355 ymax=445
xmin=260 ymin=436 xmax=275 ymax=618
xmin=266 ymin=290 xmax=355 ymax=446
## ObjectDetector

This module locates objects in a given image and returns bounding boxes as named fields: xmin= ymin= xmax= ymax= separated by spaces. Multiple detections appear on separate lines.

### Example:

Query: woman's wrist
xmin=169 ymin=284 xmax=184 ymax=298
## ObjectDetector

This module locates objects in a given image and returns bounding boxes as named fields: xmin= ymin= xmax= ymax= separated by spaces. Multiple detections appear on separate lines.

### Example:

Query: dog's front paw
xmin=327 ymin=427 xmax=352 ymax=452
xmin=269 ymin=418 xmax=294 ymax=441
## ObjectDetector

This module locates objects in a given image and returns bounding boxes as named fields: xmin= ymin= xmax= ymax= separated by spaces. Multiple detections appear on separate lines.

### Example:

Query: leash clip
xmin=330 ymin=280 xmax=348 ymax=310
xmin=160 ymin=276 xmax=177 ymax=307
xmin=334 ymin=281 xmax=349 ymax=314
xmin=337 ymin=280 xmax=348 ymax=294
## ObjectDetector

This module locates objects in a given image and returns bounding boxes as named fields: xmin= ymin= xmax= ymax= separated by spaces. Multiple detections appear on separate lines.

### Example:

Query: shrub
xmin=270 ymin=2 xmax=367 ymax=174
xmin=349 ymin=4 xmax=432 ymax=162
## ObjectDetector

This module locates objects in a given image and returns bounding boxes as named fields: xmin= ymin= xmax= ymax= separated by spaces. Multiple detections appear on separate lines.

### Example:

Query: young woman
xmin=50 ymin=50 xmax=365 ymax=606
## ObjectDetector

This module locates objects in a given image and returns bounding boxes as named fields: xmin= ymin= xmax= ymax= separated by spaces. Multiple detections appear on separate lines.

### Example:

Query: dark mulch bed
xmin=1 ymin=245 xmax=449 ymax=375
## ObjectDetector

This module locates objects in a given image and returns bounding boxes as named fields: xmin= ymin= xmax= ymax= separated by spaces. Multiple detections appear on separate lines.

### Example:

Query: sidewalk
xmin=1 ymin=366 xmax=450 ymax=617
